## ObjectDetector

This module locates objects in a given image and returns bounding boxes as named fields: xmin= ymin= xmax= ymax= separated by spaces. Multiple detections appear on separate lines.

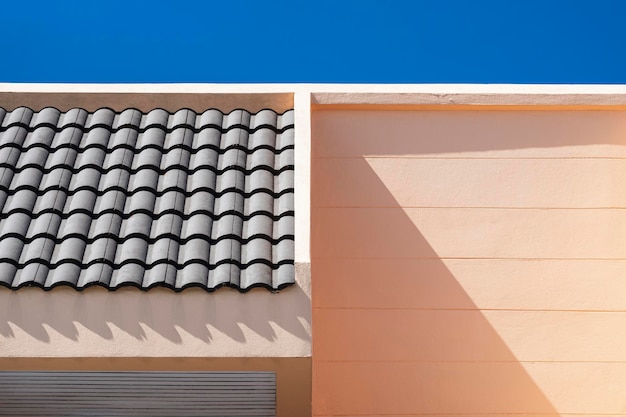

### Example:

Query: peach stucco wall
xmin=0 ymin=269 xmax=311 ymax=358
xmin=312 ymin=109 xmax=626 ymax=416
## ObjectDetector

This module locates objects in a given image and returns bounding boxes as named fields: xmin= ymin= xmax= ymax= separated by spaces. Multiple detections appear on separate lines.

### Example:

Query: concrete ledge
xmin=311 ymin=92 xmax=626 ymax=109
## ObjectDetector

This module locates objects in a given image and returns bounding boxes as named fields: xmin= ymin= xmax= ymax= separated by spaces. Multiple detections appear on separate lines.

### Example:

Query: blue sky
xmin=1 ymin=0 xmax=624 ymax=83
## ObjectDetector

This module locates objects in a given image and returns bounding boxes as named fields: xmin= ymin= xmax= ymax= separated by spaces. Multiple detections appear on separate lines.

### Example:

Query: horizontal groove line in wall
xmin=315 ymin=359 xmax=626 ymax=364
xmin=309 ymin=414 xmax=626 ymax=416
xmin=313 ymin=206 xmax=626 ymax=210
xmin=314 ymin=156 xmax=626 ymax=160
xmin=312 ymin=307 xmax=626 ymax=313
xmin=310 ymin=256 xmax=626 ymax=261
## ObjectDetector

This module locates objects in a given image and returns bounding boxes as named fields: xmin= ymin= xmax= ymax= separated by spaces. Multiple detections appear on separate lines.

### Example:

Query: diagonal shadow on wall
xmin=310 ymin=109 xmax=626 ymax=416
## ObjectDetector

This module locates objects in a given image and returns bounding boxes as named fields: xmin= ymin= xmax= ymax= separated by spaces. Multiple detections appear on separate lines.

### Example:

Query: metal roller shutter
xmin=0 ymin=371 xmax=276 ymax=416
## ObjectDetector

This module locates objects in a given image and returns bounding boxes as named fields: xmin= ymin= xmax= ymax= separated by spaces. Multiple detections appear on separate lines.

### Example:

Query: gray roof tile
xmin=0 ymin=106 xmax=295 ymax=292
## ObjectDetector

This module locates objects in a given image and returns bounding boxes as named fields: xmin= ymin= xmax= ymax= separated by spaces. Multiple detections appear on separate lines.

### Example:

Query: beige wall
xmin=312 ymin=109 xmax=626 ymax=416
xmin=0 ymin=268 xmax=311 ymax=358
xmin=0 ymin=357 xmax=310 ymax=417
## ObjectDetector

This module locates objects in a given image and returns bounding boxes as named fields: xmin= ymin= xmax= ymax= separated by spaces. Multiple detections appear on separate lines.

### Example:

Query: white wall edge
xmin=294 ymin=91 xmax=311 ymax=264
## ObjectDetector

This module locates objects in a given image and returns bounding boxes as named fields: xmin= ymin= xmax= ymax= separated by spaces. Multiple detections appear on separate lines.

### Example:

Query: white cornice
xmin=3 ymin=83 xmax=626 ymax=107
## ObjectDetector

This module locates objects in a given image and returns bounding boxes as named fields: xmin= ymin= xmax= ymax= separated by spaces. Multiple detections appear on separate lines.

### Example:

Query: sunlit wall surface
xmin=312 ymin=108 xmax=626 ymax=416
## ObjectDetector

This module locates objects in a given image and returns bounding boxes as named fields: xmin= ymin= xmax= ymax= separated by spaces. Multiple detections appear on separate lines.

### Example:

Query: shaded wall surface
xmin=0 ymin=285 xmax=311 ymax=357
xmin=312 ymin=109 xmax=626 ymax=416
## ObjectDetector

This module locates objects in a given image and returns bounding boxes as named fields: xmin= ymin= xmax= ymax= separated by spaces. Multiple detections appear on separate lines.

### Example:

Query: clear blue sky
xmin=1 ymin=0 xmax=624 ymax=83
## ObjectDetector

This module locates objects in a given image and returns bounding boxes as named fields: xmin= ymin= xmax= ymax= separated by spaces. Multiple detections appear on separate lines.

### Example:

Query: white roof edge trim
xmin=2 ymin=82 xmax=626 ymax=94
xmin=3 ymin=83 xmax=626 ymax=106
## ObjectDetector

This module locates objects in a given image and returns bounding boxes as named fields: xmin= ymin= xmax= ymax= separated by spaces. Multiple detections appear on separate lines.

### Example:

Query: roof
xmin=0 ymin=106 xmax=295 ymax=292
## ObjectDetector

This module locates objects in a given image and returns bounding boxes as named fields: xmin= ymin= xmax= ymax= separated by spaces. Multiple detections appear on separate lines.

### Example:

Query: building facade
xmin=2 ymin=84 xmax=626 ymax=416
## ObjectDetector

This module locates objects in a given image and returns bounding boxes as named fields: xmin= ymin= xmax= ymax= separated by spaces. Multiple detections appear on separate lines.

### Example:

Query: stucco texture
xmin=0 ymin=280 xmax=311 ymax=358
xmin=311 ymin=109 xmax=626 ymax=416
